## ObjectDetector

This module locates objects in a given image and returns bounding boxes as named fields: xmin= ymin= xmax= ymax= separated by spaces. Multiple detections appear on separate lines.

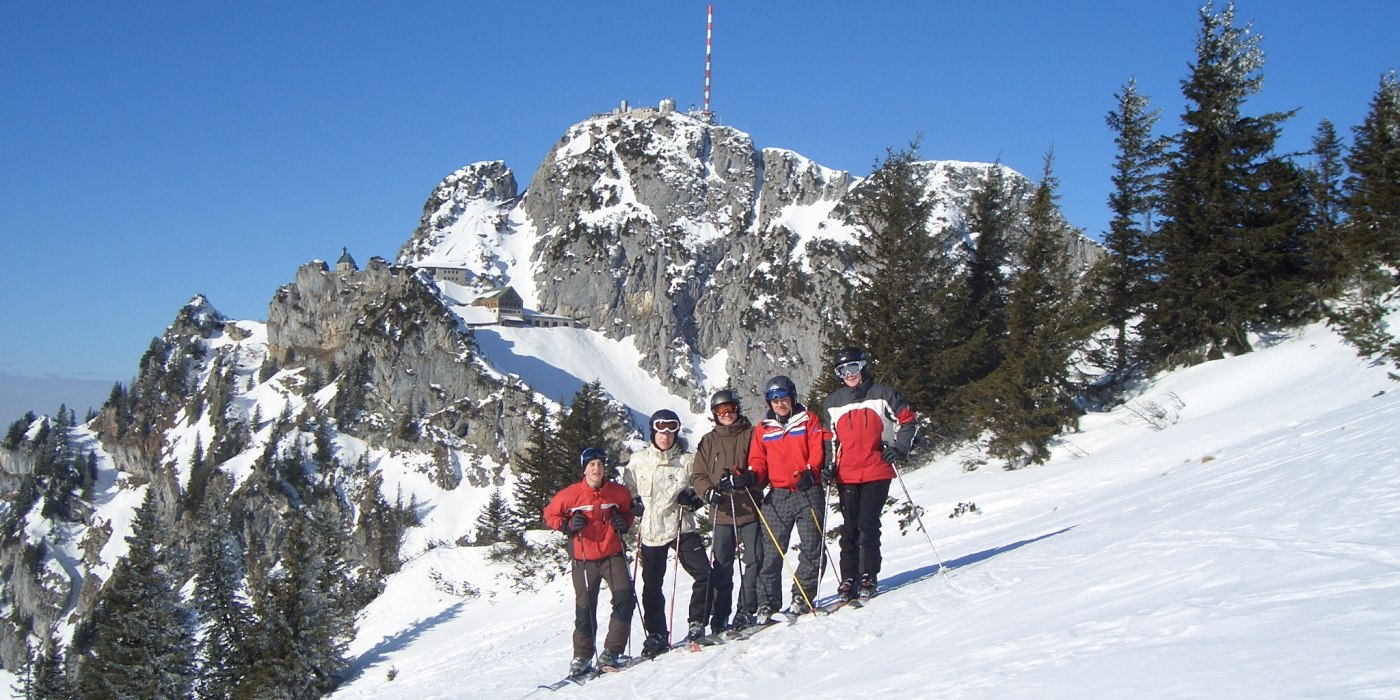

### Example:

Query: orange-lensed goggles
xmin=713 ymin=403 xmax=738 ymax=417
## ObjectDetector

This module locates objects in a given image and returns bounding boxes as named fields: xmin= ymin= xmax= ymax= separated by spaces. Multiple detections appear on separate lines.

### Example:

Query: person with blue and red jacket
xmin=744 ymin=375 xmax=828 ymax=619
xmin=543 ymin=447 xmax=636 ymax=676
xmin=821 ymin=347 xmax=916 ymax=601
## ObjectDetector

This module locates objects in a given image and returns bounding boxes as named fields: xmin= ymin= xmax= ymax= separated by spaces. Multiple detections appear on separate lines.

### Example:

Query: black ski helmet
xmin=764 ymin=375 xmax=797 ymax=403
xmin=579 ymin=447 xmax=607 ymax=469
xmin=709 ymin=389 xmax=741 ymax=413
xmin=833 ymin=346 xmax=866 ymax=368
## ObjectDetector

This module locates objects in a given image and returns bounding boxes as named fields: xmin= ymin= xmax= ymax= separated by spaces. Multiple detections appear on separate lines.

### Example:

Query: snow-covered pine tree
xmin=240 ymin=502 xmax=355 ymax=698
xmin=193 ymin=474 xmax=258 ymax=700
xmin=73 ymin=488 xmax=195 ymax=698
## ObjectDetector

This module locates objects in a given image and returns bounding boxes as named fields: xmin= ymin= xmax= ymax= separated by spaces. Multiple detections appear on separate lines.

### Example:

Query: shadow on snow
xmin=879 ymin=526 xmax=1075 ymax=595
xmin=343 ymin=602 xmax=466 ymax=683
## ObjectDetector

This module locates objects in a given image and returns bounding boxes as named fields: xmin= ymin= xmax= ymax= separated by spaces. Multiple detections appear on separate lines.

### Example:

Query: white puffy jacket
xmin=621 ymin=442 xmax=698 ymax=547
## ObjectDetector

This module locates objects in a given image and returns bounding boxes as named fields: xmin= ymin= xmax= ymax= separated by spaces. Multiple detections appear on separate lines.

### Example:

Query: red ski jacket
xmin=543 ymin=478 xmax=634 ymax=561
xmin=748 ymin=406 xmax=828 ymax=491
xmin=823 ymin=377 xmax=916 ymax=484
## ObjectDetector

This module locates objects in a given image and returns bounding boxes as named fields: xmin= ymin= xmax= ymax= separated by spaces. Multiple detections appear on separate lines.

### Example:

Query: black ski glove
xmin=796 ymin=470 xmax=814 ymax=492
xmin=631 ymin=496 xmax=646 ymax=517
xmin=677 ymin=489 xmax=705 ymax=511
xmin=881 ymin=444 xmax=906 ymax=465
xmin=717 ymin=469 xmax=736 ymax=493
xmin=564 ymin=511 xmax=588 ymax=535
xmin=705 ymin=487 xmax=724 ymax=505
xmin=610 ymin=513 xmax=629 ymax=535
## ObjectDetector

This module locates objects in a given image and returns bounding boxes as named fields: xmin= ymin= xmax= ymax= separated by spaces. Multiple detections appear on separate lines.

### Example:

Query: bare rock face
xmin=407 ymin=110 xmax=1100 ymax=408
xmin=266 ymin=259 xmax=538 ymax=469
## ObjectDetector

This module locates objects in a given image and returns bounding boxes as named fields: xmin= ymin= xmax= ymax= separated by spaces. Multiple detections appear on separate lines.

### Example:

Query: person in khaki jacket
xmin=620 ymin=409 xmax=709 ymax=657
xmin=691 ymin=389 xmax=765 ymax=634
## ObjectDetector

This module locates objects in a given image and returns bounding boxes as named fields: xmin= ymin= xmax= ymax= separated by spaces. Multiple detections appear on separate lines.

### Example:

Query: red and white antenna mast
xmin=703 ymin=4 xmax=714 ymax=120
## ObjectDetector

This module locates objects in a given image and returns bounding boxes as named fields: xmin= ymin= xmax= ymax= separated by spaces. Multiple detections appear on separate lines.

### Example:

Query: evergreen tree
xmin=356 ymin=470 xmax=407 ymax=578
xmin=240 ymin=505 xmax=355 ymax=699
xmin=1329 ymin=70 xmax=1400 ymax=372
xmin=4 ymin=412 xmax=35 ymax=449
xmin=1305 ymin=118 xmax=1350 ymax=297
xmin=1144 ymin=1 xmax=1304 ymax=365
xmin=972 ymin=154 xmax=1089 ymax=467
xmin=1087 ymin=78 xmax=1167 ymax=392
xmin=33 ymin=632 xmax=76 ymax=700
xmin=474 ymin=488 xmax=519 ymax=547
xmin=938 ymin=164 xmax=1020 ymax=436
xmin=511 ymin=381 xmax=630 ymax=529
xmin=815 ymin=140 xmax=951 ymax=416
xmin=510 ymin=405 xmax=569 ymax=531
xmin=74 ymin=489 xmax=195 ymax=699
xmin=192 ymin=475 xmax=257 ymax=700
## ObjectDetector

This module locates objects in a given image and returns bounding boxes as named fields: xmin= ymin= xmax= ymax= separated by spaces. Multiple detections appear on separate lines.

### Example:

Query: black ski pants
xmin=639 ymin=531 xmax=711 ymax=635
xmin=837 ymin=478 xmax=891 ymax=583
xmin=707 ymin=518 xmax=761 ymax=629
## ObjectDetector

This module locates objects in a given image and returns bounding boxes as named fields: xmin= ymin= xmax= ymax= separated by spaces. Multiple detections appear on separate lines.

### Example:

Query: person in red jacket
xmin=821 ymin=347 xmax=916 ymax=601
xmin=745 ymin=375 xmax=828 ymax=619
xmin=543 ymin=447 xmax=636 ymax=676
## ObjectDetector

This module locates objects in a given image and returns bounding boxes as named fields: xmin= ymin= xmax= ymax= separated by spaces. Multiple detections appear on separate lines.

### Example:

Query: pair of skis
xmin=537 ymin=655 xmax=644 ymax=691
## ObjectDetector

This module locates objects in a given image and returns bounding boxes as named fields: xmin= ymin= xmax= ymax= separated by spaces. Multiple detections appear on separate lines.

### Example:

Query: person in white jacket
xmin=621 ymin=409 xmax=710 ymax=657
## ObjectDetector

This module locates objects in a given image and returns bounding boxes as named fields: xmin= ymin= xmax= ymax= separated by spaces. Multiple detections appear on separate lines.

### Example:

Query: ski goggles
xmin=834 ymin=360 xmax=867 ymax=379
xmin=652 ymin=419 xmax=681 ymax=433
xmin=764 ymin=388 xmax=791 ymax=402
xmin=713 ymin=403 xmax=738 ymax=417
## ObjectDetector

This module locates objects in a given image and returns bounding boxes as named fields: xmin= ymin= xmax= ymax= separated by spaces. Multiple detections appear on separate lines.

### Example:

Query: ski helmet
xmin=709 ymin=389 xmax=741 ymax=413
xmin=833 ymin=346 xmax=866 ymax=368
xmin=579 ymin=447 xmax=607 ymax=469
xmin=764 ymin=375 xmax=797 ymax=403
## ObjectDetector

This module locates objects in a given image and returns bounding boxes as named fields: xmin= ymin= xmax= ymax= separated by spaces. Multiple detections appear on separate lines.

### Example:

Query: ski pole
xmin=627 ymin=530 xmax=641 ymax=657
xmin=809 ymin=488 xmax=837 ymax=602
xmin=667 ymin=506 xmax=682 ymax=644
xmin=569 ymin=507 xmax=598 ymax=665
xmin=892 ymin=466 xmax=955 ymax=587
xmin=746 ymin=487 xmax=816 ymax=615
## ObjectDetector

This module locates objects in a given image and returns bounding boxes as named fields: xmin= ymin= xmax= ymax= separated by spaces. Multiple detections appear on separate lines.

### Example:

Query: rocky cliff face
xmin=401 ymin=109 xmax=1100 ymax=408
xmin=266 ymin=257 xmax=539 ymax=475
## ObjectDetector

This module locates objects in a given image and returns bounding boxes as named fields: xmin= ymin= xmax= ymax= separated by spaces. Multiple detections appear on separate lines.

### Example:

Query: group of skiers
xmin=542 ymin=347 xmax=917 ymax=676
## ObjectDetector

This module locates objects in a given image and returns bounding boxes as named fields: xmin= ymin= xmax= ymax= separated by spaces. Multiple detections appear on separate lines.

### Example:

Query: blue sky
xmin=1 ymin=1 xmax=1394 ymax=418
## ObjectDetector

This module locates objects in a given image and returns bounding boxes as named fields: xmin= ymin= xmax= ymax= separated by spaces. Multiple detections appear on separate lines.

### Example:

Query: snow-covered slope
xmin=306 ymin=319 xmax=1400 ymax=699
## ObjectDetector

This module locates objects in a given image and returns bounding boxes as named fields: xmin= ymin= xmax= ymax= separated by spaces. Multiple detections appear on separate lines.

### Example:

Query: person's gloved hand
xmin=631 ymin=496 xmax=646 ymax=517
xmin=564 ymin=511 xmax=588 ymax=534
xmin=706 ymin=487 xmax=724 ymax=505
xmin=677 ymin=489 xmax=705 ymax=511
xmin=881 ymin=444 xmax=906 ymax=464
xmin=796 ymin=470 xmax=815 ymax=492
xmin=610 ymin=513 xmax=629 ymax=534
xmin=717 ymin=469 xmax=736 ymax=493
